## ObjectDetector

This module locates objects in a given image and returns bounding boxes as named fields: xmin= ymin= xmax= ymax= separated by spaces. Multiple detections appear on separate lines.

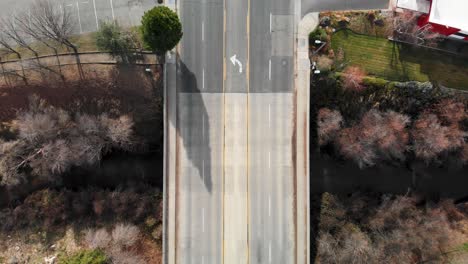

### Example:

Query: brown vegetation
xmin=341 ymin=66 xmax=366 ymax=92
xmin=317 ymin=108 xmax=343 ymax=146
xmin=314 ymin=192 xmax=468 ymax=264
xmin=0 ymin=96 xmax=134 ymax=186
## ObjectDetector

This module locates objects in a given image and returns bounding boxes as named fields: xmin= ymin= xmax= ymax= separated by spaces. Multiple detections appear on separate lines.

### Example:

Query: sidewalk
xmin=295 ymin=11 xmax=318 ymax=264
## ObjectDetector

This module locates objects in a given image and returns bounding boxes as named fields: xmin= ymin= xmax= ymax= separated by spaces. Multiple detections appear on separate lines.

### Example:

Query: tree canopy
xmin=141 ymin=6 xmax=183 ymax=54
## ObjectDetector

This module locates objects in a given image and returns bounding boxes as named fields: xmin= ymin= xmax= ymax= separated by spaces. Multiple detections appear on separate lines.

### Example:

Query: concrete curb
xmin=295 ymin=11 xmax=318 ymax=264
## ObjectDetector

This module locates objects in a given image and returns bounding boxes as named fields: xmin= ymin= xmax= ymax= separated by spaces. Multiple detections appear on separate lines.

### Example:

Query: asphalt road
xmin=0 ymin=0 xmax=163 ymax=34
xmin=174 ymin=0 xmax=296 ymax=263
xmin=301 ymin=0 xmax=390 ymax=16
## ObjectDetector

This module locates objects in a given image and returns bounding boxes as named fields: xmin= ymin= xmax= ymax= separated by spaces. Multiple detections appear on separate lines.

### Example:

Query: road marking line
xmin=92 ymin=0 xmax=99 ymax=30
xmin=268 ymin=151 xmax=271 ymax=169
xmin=202 ymin=21 xmax=205 ymax=42
xmin=202 ymin=256 xmax=205 ymax=264
xmin=270 ymin=13 xmax=272 ymax=32
xmin=268 ymin=104 xmax=271 ymax=128
xmin=268 ymin=196 xmax=271 ymax=217
xmin=202 ymin=68 xmax=205 ymax=89
xmin=76 ymin=2 xmax=82 ymax=33
xmin=268 ymin=59 xmax=271 ymax=80
xmin=202 ymin=207 xmax=205 ymax=232
xmin=110 ymin=0 xmax=115 ymax=21
xmin=269 ymin=241 xmax=272 ymax=263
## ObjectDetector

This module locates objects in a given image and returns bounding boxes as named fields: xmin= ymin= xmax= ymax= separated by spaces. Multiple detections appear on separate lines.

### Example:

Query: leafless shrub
xmin=0 ymin=96 xmax=134 ymax=186
xmin=316 ymin=55 xmax=334 ymax=72
xmin=341 ymin=66 xmax=366 ymax=92
xmin=433 ymin=99 xmax=466 ymax=126
xmin=337 ymin=126 xmax=376 ymax=168
xmin=412 ymin=113 xmax=464 ymax=162
xmin=316 ymin=193 xmax=464 ymax=264
xmin=317 ymin=108 xmax=343 ymax=146
xmin=84 ymin=228 xmax=112 ymax=249
xmin=111 ymin=223 xmax=140 ymax=248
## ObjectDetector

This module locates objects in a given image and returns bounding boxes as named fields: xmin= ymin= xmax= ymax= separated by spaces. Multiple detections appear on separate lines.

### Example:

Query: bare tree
xmin=29 ymin=0 xmax=84 ymax=78
xmin=0 ymin=31 xmax=27 ymax=84
xmin=411 ymin=113 xmax=463 ymax=162
xmin=393 ymin=10 xmax=441 ymax=46
xmin=14 ymin=10 xmax=65 ymax=80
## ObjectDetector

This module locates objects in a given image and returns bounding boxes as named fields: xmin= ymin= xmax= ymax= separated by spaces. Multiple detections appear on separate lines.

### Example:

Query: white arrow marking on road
xmin=230 ymin=54 xmax=243 ymax=73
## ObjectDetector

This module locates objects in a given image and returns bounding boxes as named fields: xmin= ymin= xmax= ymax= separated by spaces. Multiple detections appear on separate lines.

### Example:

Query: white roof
xmin=429 ymin=0 xmax=468 ymax=31
xmin=397 ymin=0 xmax=430 ymax=13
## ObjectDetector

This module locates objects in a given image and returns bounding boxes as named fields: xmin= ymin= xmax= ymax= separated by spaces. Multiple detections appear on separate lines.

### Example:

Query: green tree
xmin=95 ymin=21 xmax=141 ymax=63
xmin=141 ymin=6 xmax=182 ymax=54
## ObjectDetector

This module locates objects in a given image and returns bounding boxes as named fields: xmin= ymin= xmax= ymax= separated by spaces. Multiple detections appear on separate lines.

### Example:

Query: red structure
xmin=398 ymin=0 xmax=468 ymax=40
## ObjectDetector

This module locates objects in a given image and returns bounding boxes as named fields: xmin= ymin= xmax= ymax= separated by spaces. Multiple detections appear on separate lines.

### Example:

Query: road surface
xmin=166 ymin=0 xmax=300 ymax=263
xmin=301 ymin=0 xmax=390 ymax=16
xmin=0 ymin=0 xmax=163 ymax=34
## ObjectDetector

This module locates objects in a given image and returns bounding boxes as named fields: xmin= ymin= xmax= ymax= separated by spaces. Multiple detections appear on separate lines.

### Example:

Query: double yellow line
xmin=221 ymin=0 xmax=251 ymax=263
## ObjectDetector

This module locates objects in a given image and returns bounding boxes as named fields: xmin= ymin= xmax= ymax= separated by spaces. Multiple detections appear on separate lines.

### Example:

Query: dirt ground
xmin=0 ymin=63 xmax=162 ymax=123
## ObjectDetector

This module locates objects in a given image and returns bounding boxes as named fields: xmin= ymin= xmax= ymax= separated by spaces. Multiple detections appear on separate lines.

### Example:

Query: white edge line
xmin=93 ymin=0 xmax=99 ymax=30
xmin=202 ymin=21 xmax=205 ymax=41
xmin=76 ymin=2 xmax=83 ymax=33
xmin=110 ymin=0 xmax=115 ymax=21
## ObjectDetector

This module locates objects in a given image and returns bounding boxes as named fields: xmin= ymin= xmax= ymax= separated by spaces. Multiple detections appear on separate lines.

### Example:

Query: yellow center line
xmin=221 ymin=0 xmax=226 ymax=264
xmin=246 ymin=0 xmax=251 ymax=263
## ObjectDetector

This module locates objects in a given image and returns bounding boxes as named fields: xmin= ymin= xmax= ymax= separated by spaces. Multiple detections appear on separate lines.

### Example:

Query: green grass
xmin=331 ymin=30 xmax=468 ymax=90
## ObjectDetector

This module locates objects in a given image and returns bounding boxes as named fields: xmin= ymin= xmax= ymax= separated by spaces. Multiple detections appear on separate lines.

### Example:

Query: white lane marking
xmin=268 ymin=104 xmax=271 ymax=128
xmin=268 ymin=151 xmax=271 ymax=168
xmin=202 ymin=21 xmax=205 ymax=41
xmin=269 ymin=241 xmax=272 ymax=263
xmin=202 ymin=207 xmax=205 ymax=232
xmin=268 ymin=59 xmax=271 ymax=80
xmin=202 ymin=159 xmax=205 ymax=183
xmin=268 ymin=196 xmax=271 ymax=217
xmin=93 ymin=0 xmax=99 ymax=30
xmin=202 ymin=68 xmax=205 ymax=89
xmin=202 ymin=115 xmax=205 ymax=138
xmin=76 ymin=2 xmax=83 ymax=33
xmin=66 ymin=4 xmax=73 ymax=7
xmin=270 ymin=13 xmax=272 ymax=32
xmin=110 ymin=0 xmax=115 ymax=21
xmin=202 ymin=256 xmax=204 ymax=264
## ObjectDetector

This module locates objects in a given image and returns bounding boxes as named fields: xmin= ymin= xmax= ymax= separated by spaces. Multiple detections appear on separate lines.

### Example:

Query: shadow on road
xmin=175 ymin=61 xmax=213 ymax=192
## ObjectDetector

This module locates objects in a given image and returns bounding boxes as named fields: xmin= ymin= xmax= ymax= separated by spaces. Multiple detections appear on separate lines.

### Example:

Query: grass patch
xmin=331 ymin=29 xmax=468 ymax=90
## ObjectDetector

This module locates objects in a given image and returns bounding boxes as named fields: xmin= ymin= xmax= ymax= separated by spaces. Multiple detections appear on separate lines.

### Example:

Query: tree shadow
xmin=174 ymin=61 xmax=213 ymax=192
